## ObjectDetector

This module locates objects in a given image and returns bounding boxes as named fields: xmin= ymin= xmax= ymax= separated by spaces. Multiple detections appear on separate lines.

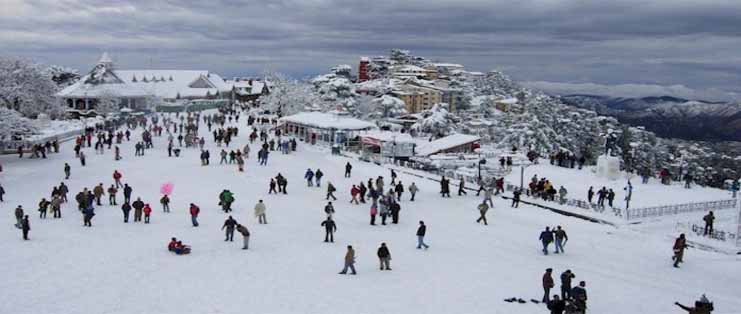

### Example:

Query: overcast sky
xmin=1 ymin=0 xmax=740 ymax=101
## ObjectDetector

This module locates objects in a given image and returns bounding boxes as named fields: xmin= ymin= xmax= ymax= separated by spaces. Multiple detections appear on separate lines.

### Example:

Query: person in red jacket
xmin=542 ymin=268 xmax=555 ymax=303
xmin=113 ymin=170 xmax=123 ymax=188
xmin=189 ymin=203 xmax=200 ymax=227
xmin=350 ymin=185 xmax=360 ymax=205
xmin=143 ymin=204 xmax=152 ymax=224
xmin=168 ymin=237 xmax=178 ymax=251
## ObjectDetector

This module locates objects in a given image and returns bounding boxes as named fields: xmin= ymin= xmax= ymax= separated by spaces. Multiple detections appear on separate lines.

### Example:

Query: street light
xmin=477 ymin=149 xmax=486 ymax=182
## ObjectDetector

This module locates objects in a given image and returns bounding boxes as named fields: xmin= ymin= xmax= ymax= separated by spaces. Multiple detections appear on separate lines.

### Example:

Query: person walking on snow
xmin=350 ymin=185 xmax=360 ymax=204
xmin=345 ymin=162 xmax=352 ymax=178
xmin=121 ymin=201 xmax=131 ymax=223
xmin=326 ymin=182 xmax=337 ymax=200
xmin=409 ymin=182 xmax=418 ymax=201
xmin=123 ymin=184 xmax=133 ymax=203
xmin=416 ymin=221 xmax=430 ymax=249
xmin=458 ymin=178 xmax=467 ymax=196
xmin=189 ymin=203 xmax=200 ymax=227
xmin=254 ymin=200 xmax=267 ymax=224
xmin=554 ymin=226 xmax=568 ymax=254
xmin=315 ymin=169 xmax=324 ymax=187
xmin=338 ymin=245 xmax=357 ymax=275
xmin=394 ymin=181 xmax=404 ymax=201
xmin=64 ymin=163 xmax=71 ymax=180
xmin=304 ymin=169 xmax=314 ymax=187
xmin=539 ymin=227 xmax=554 ymax=255
xmin=673 ymin=233 xmax=687 ymax=268
xmin=222 ymin=216 xmax=237 ymax=241
xmin=377 ymin=243 xmax=391 ymax=270
xmin=321 ymin=217 xmax=337 ymax=242
xmin=21 ymin=215 xmax=30 ymax=240
xmin=512 ymin=188 xmax=521 ymax=208
xmin=483 ymin=186 xmax=494 ymax=207
xmin=477 ymin=200 xmax=489 ymax=225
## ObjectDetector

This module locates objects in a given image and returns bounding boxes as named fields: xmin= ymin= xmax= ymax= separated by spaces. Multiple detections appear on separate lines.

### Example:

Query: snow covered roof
xmin=228 ymin=80 xmax=268 ymax=96
xmin=278 ymin=112 xmax=377 ymax=131
xmin=433 ymin=63 xmax=464 ymax=69
xmin=498 ymin=97 xmax=518 ymax=104
xmin=392 ymin=65 xmax=428 ymax=73
xmin=57 ymin=68 xmax=231 ymax=100
xmin=357 ymin=131 xmax=420 ymax=144
xmin=416 ymin=134 xmax=481 ymax=156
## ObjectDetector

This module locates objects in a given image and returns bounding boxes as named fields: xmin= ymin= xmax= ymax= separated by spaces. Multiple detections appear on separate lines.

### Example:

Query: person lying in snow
xmin=168 ymin=238 xmax=191 ymax=255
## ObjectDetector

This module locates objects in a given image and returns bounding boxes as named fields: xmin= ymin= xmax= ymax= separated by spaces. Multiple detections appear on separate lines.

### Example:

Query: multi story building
xmin=358 ymin=57 xmax=370 ymax=82
xmin=391 ymin=81 xmax=442 ymax=113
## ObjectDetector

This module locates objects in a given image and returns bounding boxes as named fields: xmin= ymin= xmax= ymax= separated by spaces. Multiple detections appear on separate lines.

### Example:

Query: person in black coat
xmin=390 ymin=202 xmax=401 ymax=224
xmin=222 ymin=216 xmax=237 ymax=241
xmin=21 ymin=215 xmax=30 ymax=240
xmin=547 ymin=295 xmax=566 ymax=314
xmin=321 ymin=217 xmax=337 ymax=242
xmin=377 ymin=243 xmax=391 ymax=270
xmin=123 ymin=184 xmax=133 ymax=203
xmin=416 ymin=221 xmax=429 ymax=249
xmin=345 ymin=162 xmax=352 ymax=178
xmin=539 ymin=227 xmax=554 ymax=255
xmin=560 ymin=269 xmax=575 ymax=299
xmin=121 ymin=202 xmax=132 ymax=223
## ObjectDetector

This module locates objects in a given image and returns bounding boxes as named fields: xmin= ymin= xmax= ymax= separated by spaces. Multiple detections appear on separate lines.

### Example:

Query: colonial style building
xmin=56 ymin=53 xmax=232 ymax=113
xmin=228 ymin=78 xmax=270 ymax=103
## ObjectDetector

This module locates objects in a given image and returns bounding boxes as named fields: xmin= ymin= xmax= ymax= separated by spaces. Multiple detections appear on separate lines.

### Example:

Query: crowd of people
xmin=2 ymin=103 xmax=722 ymax=314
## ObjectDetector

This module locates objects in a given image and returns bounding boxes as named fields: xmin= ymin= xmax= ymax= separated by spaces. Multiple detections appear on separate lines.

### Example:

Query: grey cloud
xmin=1 ymin=0 xmax=740 ymax=99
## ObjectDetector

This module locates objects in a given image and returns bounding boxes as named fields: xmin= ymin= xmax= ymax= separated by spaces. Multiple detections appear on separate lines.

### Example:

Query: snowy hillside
xmin=1 ymin=110 xmax=740 ymax=314
xmin=560 ymin=95 xmax=741 ymax=141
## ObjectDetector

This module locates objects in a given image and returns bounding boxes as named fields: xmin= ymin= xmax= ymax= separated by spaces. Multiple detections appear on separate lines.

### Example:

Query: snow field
xmin=0 ymin=114 xmax=739 ymax=314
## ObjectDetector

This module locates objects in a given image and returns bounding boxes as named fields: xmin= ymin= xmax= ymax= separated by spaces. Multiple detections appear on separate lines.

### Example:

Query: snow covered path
xmin=1 ymin=115 xmax=739 ymax=314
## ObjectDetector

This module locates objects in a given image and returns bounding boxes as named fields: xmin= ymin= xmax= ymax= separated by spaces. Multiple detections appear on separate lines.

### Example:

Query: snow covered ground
xmin=506 ymin=164 xmax=733 ymax=209
xmin=1 ymin=112 xmax=740 ymax=314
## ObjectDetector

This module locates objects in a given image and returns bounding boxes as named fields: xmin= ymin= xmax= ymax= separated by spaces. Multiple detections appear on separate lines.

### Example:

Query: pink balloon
xmin=160 ymin=182 xmax=174 ymax=195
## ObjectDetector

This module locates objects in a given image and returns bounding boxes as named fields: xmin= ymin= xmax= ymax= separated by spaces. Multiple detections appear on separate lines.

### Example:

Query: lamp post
xmin=477 ymin=149 xmax=486 ymax=182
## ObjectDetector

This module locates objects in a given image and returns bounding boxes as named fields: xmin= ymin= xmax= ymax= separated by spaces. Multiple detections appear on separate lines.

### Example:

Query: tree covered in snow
xmin=261 ymin=71 xmax=318 ymax=116
xmin=358 ymin=94 xmax=408 ymax=120
xmin=44 ymin=65 xmax=80 ymax=89
xmin=412 ymin=103 xmax=459 ymax=137
xmin=311 ymin=70 xmax=358 ymax=114
xmin=0 ymin=107 xmax=38 ymax=141
xmin=0 ymin=57 xmax=63 ymax=119
xmin=330 ymin=64 xmax=352 ymax=79
xmin=95 ymin=91 xmax=121 ymax=116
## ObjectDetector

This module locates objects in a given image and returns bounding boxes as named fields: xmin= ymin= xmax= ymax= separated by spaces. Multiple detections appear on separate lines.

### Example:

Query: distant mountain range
xmin=559 ymin=95 xmax=741 ymax=142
